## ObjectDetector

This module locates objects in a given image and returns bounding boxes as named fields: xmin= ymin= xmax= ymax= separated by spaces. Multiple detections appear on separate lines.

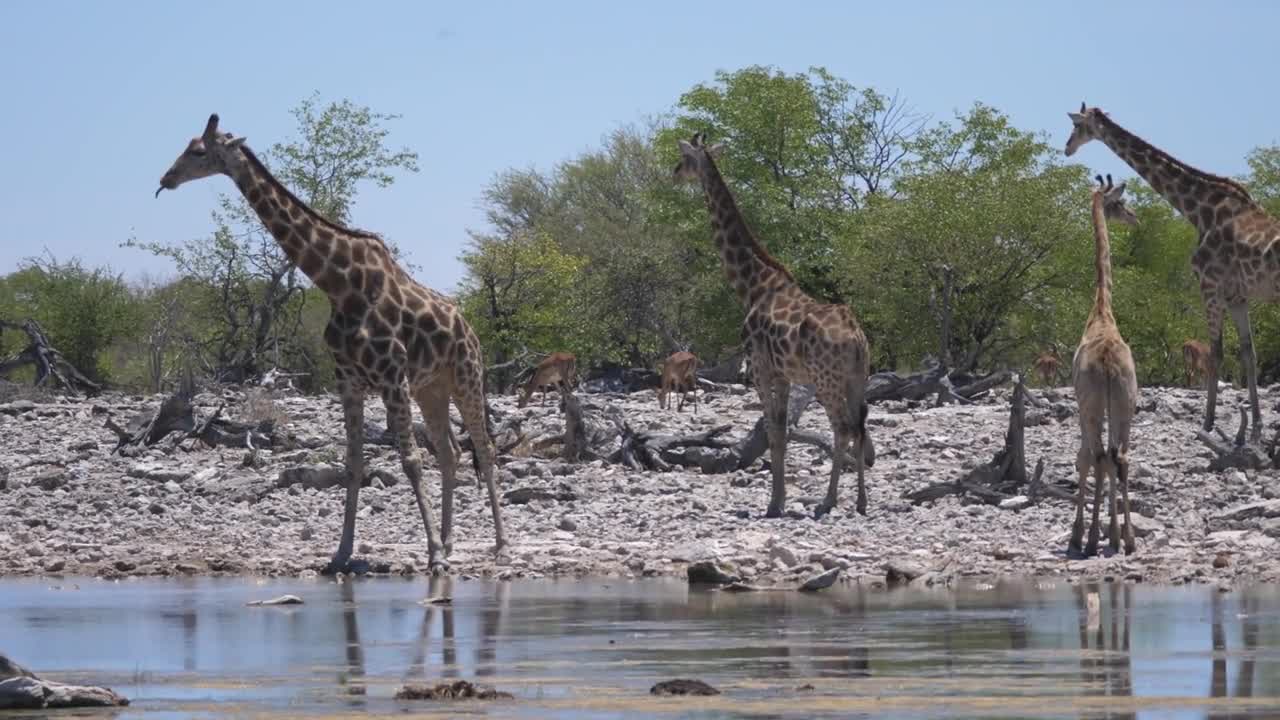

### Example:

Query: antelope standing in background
xmin=658 ymin=351 xmax=699 ymax=412
xmin=517 ymin=352 xmax=577 ymax=408
xmin=1182 ymin=339 xmax=1210 ymax=389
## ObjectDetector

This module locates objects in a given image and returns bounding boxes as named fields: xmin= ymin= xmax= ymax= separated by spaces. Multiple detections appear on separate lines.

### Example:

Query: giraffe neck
xmin=1088 ymin=192 xmax=1115 ymax=324
xmin=697 ymin=157 xmax=795 ymax=307
xmin=1093 ymin=113 xmax=1253 ymax=231
xmin=229 ymin=145 xmax=377 ymax=297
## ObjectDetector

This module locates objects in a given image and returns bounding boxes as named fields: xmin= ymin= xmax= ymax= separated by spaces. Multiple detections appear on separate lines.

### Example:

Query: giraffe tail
xmin=844 ymin=378 xmax=875 ymax=468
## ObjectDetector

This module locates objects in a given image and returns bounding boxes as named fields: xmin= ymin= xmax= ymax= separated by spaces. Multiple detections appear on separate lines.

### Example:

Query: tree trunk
xmin=0 ymin=319 xmax=100 ymax=396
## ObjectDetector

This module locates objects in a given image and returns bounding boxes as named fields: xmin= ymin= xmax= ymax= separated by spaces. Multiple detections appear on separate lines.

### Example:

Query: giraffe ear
xmin=677 ymin=140 xmax=695 ymax=154
xmin=227 ymin=136 xmax=247 ymax=148
xmin=707 ymin=143 xmax=725 ymax=159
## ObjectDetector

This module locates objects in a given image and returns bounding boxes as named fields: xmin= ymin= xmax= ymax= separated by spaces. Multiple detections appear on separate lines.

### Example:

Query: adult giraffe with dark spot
xmin=674 ymin=133 xmax=874 ymax=519
xmin=1066 ymin=103 xmax=1280 ymax=441
xmin=157 ymin=114 xmax=507 ymax=573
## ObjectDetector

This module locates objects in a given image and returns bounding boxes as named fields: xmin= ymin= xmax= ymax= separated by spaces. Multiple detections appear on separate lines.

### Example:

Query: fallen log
xmin=0 ymin=654 xmax=128 ymax=709
xmin=0 ymin=319 xmax=100 ymax=397
xmin=104 ymin=375 xmax=275 ymax=454
xmin=613 ymin=423 xmax=737 ymax=473
xmin=1196 ymin=407 xmax=1273 ymax=471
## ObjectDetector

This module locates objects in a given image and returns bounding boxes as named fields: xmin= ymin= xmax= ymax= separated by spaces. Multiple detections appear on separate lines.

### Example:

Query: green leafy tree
xmin=0 ymin=256 xmax=141 ymax=383
xmin=844 ymin=104 xmax=1093 ymax=372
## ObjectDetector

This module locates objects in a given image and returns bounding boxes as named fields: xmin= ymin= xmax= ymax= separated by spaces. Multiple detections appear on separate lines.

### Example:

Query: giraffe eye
xmin=190 ymin=147 xmax=207 ymax=157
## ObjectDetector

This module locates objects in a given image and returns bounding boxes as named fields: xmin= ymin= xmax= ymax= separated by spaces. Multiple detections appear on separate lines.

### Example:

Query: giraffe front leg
xmin=1229 ymin=303 xmax=1263 ymax=442
xmin=1203 ymin=301 xmax=1225 ymax=433
xmin=325 ymin=380 xmax=365 ymax=575
xmin=765 ymin=377 xmax=791 ymax=518
xmin=385 ymin=383 xmax=446 ymax=574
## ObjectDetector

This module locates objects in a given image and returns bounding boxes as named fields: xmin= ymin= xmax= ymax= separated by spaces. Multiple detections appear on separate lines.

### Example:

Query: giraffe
xmin=658 ymin=350 xmax=699 ymax=413
xmin=674 ymin=133 xmax=874 ymax=518
xmin=1070 ymin=175 xmax=1139 ymax=558
xmin=156 ymin=114 xmax=507 ymax=573
xmin=1065 ymin=103 xmax=1280 ymax=441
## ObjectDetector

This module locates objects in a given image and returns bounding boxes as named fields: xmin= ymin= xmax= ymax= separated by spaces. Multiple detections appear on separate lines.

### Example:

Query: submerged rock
xmin=686 ymin=560 xmax=739 ymax=586
xmin=0 ymin=655 xmax=128 ymax=709
xmin=395 ymin=680 xmax=512 ymax=700
xmin=650 ymin=678 xmax=720 ymax=696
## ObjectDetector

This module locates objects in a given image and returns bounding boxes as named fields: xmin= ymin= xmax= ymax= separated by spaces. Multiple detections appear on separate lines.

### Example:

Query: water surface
xmin=2 ymin=575 xmax=1279 ymax=718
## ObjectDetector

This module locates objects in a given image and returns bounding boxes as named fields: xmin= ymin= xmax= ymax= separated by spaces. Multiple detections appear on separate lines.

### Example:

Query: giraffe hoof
xmin=764 ymin=506 xmax=784 ymax=519
xmin=1083 ymin=543 xmax=1098 ymax=558
xmin=428 ymin=559 xmax=451 ymax=577
xmin=322 ymin=554 xmax=353 ymax=576
xmin=812 ymin=503 xmax=834 ymax=520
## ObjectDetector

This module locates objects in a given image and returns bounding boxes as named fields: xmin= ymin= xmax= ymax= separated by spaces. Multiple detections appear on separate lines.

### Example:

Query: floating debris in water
xmin=395 ymin=680 xmax=511 ymax=700
xmin=245 ymin=594 xmax=303 ymax=606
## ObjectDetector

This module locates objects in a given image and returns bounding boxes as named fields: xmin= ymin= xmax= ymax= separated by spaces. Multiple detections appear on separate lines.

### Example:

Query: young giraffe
xmin=1070 ymin=175 xmax=1139 ymax=558
xmin=156 ymin=114 xmax=506 ymax=573
xmin=1066 ymin=103 xmax=1280 ymax=441
xmin=674 ymin=133 xmax=874 ymax=518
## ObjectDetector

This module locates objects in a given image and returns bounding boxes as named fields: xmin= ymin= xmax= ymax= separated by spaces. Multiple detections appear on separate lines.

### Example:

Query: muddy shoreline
xmin=1 ymin=380 xmax=1277 ymax=589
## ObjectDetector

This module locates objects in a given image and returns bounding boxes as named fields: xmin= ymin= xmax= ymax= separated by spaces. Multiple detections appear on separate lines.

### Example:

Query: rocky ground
xmin=1 ymin=377 xmax=1278 ymax=589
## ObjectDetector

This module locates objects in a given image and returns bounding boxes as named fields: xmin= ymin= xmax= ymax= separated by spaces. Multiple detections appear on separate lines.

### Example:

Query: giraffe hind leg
xmin=416 ymin=384 xmax=457 ymax=559
xmin=455 ymin=363 xmax=508 ymax=554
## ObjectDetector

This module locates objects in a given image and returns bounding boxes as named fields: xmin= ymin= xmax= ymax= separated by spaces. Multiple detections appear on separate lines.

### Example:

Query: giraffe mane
xmin=702 ymin=153 xmax=796 ymax=283
xmin=238 ymin=144 xmax=389 ymax=243
xmin=1094 ymin=111 xmax=1255 ymax=202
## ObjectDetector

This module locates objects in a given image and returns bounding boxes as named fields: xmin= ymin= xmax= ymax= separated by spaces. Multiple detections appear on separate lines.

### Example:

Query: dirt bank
xmin=1 ymin=379 xmax=1275 ymax=588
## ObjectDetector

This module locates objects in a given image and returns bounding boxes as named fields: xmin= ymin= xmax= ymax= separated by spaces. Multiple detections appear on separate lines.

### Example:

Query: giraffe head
xmin=156 ymin=114 xmax=247 ymax=198
xmin=673 ymin=132 xmax=724 ymax=182
xmin=1064 ymin=102 xmax=1107 ymax=157
xmin=1094 ymin=174 xmax=1138 ymax=225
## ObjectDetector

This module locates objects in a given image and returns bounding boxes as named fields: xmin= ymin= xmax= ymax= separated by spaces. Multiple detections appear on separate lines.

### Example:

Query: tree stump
xmin=904 ymin=377 xmax=1030 ymax=506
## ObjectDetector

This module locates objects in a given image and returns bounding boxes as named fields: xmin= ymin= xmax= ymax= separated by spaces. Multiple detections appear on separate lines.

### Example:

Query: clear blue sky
xmin=2 ymin=1 xmax=1277 ymax=294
